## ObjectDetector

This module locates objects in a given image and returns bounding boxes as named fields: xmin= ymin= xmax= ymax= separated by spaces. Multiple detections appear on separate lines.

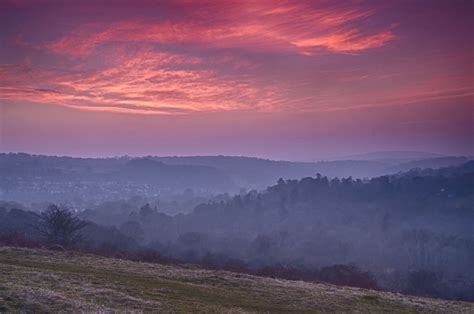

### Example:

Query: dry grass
xmin=0 ymin=247 xmax=472 ymax=313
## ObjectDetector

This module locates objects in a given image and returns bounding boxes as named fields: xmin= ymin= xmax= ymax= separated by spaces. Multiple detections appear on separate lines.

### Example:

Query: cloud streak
xmin=2 ymin=0 xmax=471 ymax=117
xmin=46 ymin=1 xmax=395 ymax=57
xmin=1 ymin=1 xmax=400 ymax=115
xmin=0 ymin=49 xmax=285 ymax=114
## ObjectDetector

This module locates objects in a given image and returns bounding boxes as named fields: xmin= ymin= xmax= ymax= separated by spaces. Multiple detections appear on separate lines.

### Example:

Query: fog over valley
xmin=1 ymin=152 xmax=473 ymax=302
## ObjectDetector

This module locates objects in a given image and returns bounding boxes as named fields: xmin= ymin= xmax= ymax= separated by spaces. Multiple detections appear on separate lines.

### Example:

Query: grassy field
xmin=0 ymin=247 xmax=472 ymax=313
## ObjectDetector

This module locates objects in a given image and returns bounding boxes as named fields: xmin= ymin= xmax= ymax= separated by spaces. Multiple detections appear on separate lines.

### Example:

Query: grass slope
xmin=0 ymin=247 xmax=472 ymax=313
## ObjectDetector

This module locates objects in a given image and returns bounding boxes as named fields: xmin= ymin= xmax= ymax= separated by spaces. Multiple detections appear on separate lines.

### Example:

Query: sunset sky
xmin=0 ymin=0 xmax=472 ymax=160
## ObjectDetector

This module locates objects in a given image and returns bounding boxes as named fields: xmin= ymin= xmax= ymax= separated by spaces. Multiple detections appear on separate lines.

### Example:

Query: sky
xmin=0 ymin=0 xmax=472 ymax=160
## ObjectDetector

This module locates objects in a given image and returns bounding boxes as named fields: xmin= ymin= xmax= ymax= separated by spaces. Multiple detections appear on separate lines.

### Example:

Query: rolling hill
xmin=0 ymin=247 xmax=472 ymax=312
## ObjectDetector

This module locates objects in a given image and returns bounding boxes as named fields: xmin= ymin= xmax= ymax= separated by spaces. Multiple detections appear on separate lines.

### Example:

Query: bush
xmin=319 ymin=264 xmax=378 ymax=289
xmin=0 ymin=232 xmax=41 ymax=248
xmin=255 ymin=265 xmax=319 ymax=281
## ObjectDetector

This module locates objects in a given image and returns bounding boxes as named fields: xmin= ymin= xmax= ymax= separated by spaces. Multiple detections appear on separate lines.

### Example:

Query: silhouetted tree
xmin=34 ymin=205 xmax=87 ymax=248
xmin=139 ymin=203 xmax=154 ymax=219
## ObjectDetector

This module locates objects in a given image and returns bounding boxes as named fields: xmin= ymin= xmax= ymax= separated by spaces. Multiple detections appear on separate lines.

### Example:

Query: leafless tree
xmin=34 ymin=205 xmax=87 ymax=248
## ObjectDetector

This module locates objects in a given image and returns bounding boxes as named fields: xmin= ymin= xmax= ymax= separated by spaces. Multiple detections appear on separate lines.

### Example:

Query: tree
xmin=139 ymin=203 xmax=154 ymax=220
xmin=34 ymin=205 xmax=87 ymax=248
xmin=119 ymin=220 xmax=144 ymax=243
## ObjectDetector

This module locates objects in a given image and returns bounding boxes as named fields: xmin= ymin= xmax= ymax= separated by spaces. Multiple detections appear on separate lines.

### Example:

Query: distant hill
xmin=154 ymin=155 xmax=470 ymax=186
xmin=153 ymin=156 xmax=320 ymax=188
xmin=385 ymin=157 xmax=469 ymax=174
xmin=117 ymin=158 xmax=235 ymax=189
xmin=396 ymin=160 xmax=474 ymax=178
xmin=1 ymin=153 xmax=471 ymax=206
xmin=343 ymin=151 xmax=446 ymax=163
xmin=0 ymin=153 xmax=234 ymax=191
xmin=1 ymin=247 xmax=472 ymax=312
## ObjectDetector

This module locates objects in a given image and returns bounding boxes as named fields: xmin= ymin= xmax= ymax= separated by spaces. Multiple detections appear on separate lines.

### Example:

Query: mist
xmin=1 ymin=152 xmax=473 ymax=301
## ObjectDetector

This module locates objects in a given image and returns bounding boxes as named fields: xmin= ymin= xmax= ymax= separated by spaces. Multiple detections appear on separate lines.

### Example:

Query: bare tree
xmin=34 ymin=205 xmax=87 ymax=248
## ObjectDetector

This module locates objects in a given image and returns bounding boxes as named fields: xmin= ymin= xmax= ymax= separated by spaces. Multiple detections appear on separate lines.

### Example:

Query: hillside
xmin=0 ymin=248 xmax=472 ymax=312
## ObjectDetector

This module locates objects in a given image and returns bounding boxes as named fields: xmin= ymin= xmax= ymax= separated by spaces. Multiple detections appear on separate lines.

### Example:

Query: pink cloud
xmin=45 ymin=1 xmax=395 ymax=57
xmin=0 ymin=1 xmax=400 ymax=115
xmin=0 ymin=50 xmax=285 ymax=114
xmin=5 ymin=1 xmax=470 ymax=117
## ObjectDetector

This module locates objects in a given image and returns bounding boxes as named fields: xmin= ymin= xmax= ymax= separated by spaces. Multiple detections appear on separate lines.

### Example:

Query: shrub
xmin=319 ymin=264 xmax=378 ymax=289
xmin=0 ymin=232 xmax=41 ymax=248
